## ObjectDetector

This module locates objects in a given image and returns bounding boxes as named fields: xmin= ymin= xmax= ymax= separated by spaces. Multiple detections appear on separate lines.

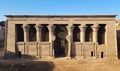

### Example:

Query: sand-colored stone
xmin=5 ymin=15 xmax=117 ymax=59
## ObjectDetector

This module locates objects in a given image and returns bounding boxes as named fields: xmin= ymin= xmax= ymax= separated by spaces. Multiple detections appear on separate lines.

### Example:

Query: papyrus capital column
xmin=47 ymin=24 xmax=56 ymax=42
xmin=22 ymin=24 xmax=30 ymax=42
xmin=78 ymin=24 xmax=87 ymax=42
xmin=92 ymin=24 xmax=99 ymax=42
xmin=35 ymin=24 xmax=41 ymax=42
xmin=47 ymin=24 xmax=56 ymax=57
xmin=66 ymin=24 xmax=74 ymax=59
xmin=66 ymin=24 xmax=74 ymax=36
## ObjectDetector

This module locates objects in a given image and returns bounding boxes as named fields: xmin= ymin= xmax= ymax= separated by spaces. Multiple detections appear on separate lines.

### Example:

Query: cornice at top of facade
xmin=5 ymin=14 xmax=117 ymax=18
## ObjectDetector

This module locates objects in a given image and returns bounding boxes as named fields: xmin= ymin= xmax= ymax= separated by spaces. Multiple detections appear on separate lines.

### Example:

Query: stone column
xmin=92 ymin=24 xmax=99 ymax=59
xmin=47 ymin=24 xmax=56 ymax=58
xmin=47 ymin=24 xmax=56 ymax=42
xmin=92 ymin=24 xmax=99 ymax=42
xmin=79 ymin=24 xmax=87 ymax=42
xmin=35 ymin=24 xmax=42 ymax=57
xmin=35 ymin=24 xmax=41 ymax=42
xmin=22 ymin=24 xmax=30 ymax=55
xmin=66 ymin=24 xmax=74 ymax=59
xmin=22 ymin=24 xmax=30 ymax=42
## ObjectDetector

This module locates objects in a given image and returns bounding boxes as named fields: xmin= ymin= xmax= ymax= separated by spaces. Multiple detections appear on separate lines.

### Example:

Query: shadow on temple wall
xmin=2 ymin=50 xmax=55 ymax=71
xmin=117 ymin=30 xmax=120 ymax=59
xmin=71 ymin=43 xmax=76 ymax=58
xmin=1 ymin=43 xmax=56 ymax=71
xmin=2 ymin=52 xmax=55 ymax=71
xmin=11 ymin=61 xmax=55 ymax=71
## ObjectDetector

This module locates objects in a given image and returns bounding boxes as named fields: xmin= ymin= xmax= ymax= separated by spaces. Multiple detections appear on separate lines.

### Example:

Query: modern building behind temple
xmin=0 ymin=21 xmax=5 ymax=48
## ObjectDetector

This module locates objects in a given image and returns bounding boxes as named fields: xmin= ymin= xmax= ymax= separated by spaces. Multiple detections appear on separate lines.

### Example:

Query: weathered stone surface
xmin=5 ymin=15 xmax=117 ymax=59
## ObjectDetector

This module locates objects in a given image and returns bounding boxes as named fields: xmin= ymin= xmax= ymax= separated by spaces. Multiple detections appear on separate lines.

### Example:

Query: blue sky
xmin=0 ymin=0 xmax=120 ymax=21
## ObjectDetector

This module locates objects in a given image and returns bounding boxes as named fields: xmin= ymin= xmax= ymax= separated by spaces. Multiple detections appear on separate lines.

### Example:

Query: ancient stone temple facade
xmin=5 ymin=15 xmax=118 ymax=59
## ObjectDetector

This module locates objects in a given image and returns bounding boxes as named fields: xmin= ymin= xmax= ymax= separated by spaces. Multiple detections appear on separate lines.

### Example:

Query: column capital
xmin=22 ymin=24 xmax=30 ymax=32
xmin=22 ymin=24 xmax=30 ymax=28
xmin=66 ymin=24 xmax=74 ymax=32
xmin=47 ymin=24 xmax=56 ymax=31
xmin=47 ymin=24 xmax=54 ymax=27
xmin=35 ymin=24 xmax=41 ymax=28
xmin=35 ymin=24 xmax=42 ymax=32
xmin=92 ymin=24 xmax=99 ymax=32
xmin=78 ymin=24 xmax=87 ymax=32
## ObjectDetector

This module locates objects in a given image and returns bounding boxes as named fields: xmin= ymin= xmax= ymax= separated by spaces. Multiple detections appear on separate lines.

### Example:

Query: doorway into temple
xmin=54 ymin=24 xmax=68 ymax=58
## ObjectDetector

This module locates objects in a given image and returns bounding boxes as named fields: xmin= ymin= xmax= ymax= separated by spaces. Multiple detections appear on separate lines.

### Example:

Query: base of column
xmin=39 ymin=56 xmax=54 ymax=60
xmin=66 ymin=56 xmax=71 ymax=60
xmin=75 ymin=56 xmax=85 ymax=59
xmin=92 ymin=57 xmax=97 ymax=60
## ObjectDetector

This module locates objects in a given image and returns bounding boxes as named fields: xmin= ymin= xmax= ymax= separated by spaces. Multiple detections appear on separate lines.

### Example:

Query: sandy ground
xmin=53 ymin=59 xmax=120 ymax=71
xmin=0 ymin=58 xmax=120 ymax=71
xmin=0 ymin=48 xmax=120 ymax=71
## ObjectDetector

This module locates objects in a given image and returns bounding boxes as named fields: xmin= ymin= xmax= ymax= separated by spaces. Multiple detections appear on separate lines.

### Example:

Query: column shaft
xmin=35 ymin=24 xmax=41 ymax=42
xmin=92 ymin=24 xmax=99 ymax=42
xmin=47 ymin=24 xmax=55 ymax=57
xmin=66 ymin=24 xmax=74 ymax=59
xmin=47 ymin=24 xmax=55 ymax=42
xmin=79 ymin=24 xmax=86 ymax=42
xmin=22 ymin=24 xmax=30 ymax=42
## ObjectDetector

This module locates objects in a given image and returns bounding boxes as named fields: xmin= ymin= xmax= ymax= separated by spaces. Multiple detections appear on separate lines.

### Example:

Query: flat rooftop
xmin=5 ymin=14 xmax=117 ymax=18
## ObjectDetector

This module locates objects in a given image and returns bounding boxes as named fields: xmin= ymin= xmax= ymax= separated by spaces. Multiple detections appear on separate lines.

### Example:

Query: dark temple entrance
xmin=54 ymin=24 xmax=68 ymax=58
